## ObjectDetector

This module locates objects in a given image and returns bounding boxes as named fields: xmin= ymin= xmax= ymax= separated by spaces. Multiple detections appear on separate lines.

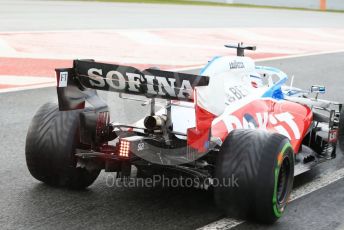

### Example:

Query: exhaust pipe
xmin=144 ymin=115 xmax=167 ymax=130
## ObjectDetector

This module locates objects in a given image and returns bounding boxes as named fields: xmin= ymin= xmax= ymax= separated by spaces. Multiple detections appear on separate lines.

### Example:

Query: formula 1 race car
xmin=25 ymin=43 xmax=344 ymax=224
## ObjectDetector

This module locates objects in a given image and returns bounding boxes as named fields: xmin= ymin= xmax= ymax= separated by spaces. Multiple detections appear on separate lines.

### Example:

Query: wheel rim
xmin=277 ymin=155 xmax=291 ymax=205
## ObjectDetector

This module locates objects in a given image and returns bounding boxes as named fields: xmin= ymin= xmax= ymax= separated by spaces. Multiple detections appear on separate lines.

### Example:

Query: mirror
xmin=310 ymin=85 xmax=326 ymax=94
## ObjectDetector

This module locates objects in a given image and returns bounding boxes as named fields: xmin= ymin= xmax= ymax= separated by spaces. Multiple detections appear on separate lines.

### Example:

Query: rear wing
xmin=55 ymin=60 xmax=209 ymax=110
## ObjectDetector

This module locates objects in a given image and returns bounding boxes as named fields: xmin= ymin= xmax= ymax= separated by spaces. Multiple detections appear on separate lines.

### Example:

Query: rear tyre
xmin=338 ymin=106 xmax=344 ymax=152
xmin=214 ymin=129 xmax=294 ymax=224
xmin=25 ymin=102 xmax=100 ymax=189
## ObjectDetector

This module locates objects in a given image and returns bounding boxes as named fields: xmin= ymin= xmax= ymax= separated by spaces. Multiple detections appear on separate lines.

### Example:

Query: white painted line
xmin=255 ymin=49 xmax=344 ymax=62
xmin=0 ymin=38 xmax=16 ymax=53
xmin=302 ymin=28 xmax=344 ymax=41
xmin=169 ymin=65 xmax=205 ymax=72
xmin=0 ymin=82 xmax=56 ymax=93
xmin=169 ymin=49 xmax=344 ymax=72
xmin=197 ymin=167 xmax=344 ymax=230
xmin=197 ymin=218 xmax=244 ymax=230
xmin=291 ymin=166 xmax=344 ymax=200
xmin=0 ymin=75 xmax=54 ymax=86
xmin=116 ymin=30 xmax=171 ymax=45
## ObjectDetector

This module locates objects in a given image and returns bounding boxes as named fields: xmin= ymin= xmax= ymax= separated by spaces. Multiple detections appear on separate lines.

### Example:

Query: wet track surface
xmin=1 ymin=53 xmax=344 ymax=230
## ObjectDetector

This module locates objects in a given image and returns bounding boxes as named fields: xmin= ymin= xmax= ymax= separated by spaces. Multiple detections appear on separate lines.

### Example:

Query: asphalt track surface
xmin=1 ymin=53 xmax=344 ymax=230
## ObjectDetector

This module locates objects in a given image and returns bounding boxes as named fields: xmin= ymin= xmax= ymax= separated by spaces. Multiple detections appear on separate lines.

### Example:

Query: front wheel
xmin=25 ymin=102 xmax=100 ymax=189
xmin=214 ymin=129 xmax=294 ymax=224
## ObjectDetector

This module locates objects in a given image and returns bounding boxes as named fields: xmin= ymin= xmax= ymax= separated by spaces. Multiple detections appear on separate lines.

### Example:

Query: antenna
xmin=290 ymin=75 xmax=294 ymax=89
xmin=225 ymin=42 xmax=256 ymax=57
